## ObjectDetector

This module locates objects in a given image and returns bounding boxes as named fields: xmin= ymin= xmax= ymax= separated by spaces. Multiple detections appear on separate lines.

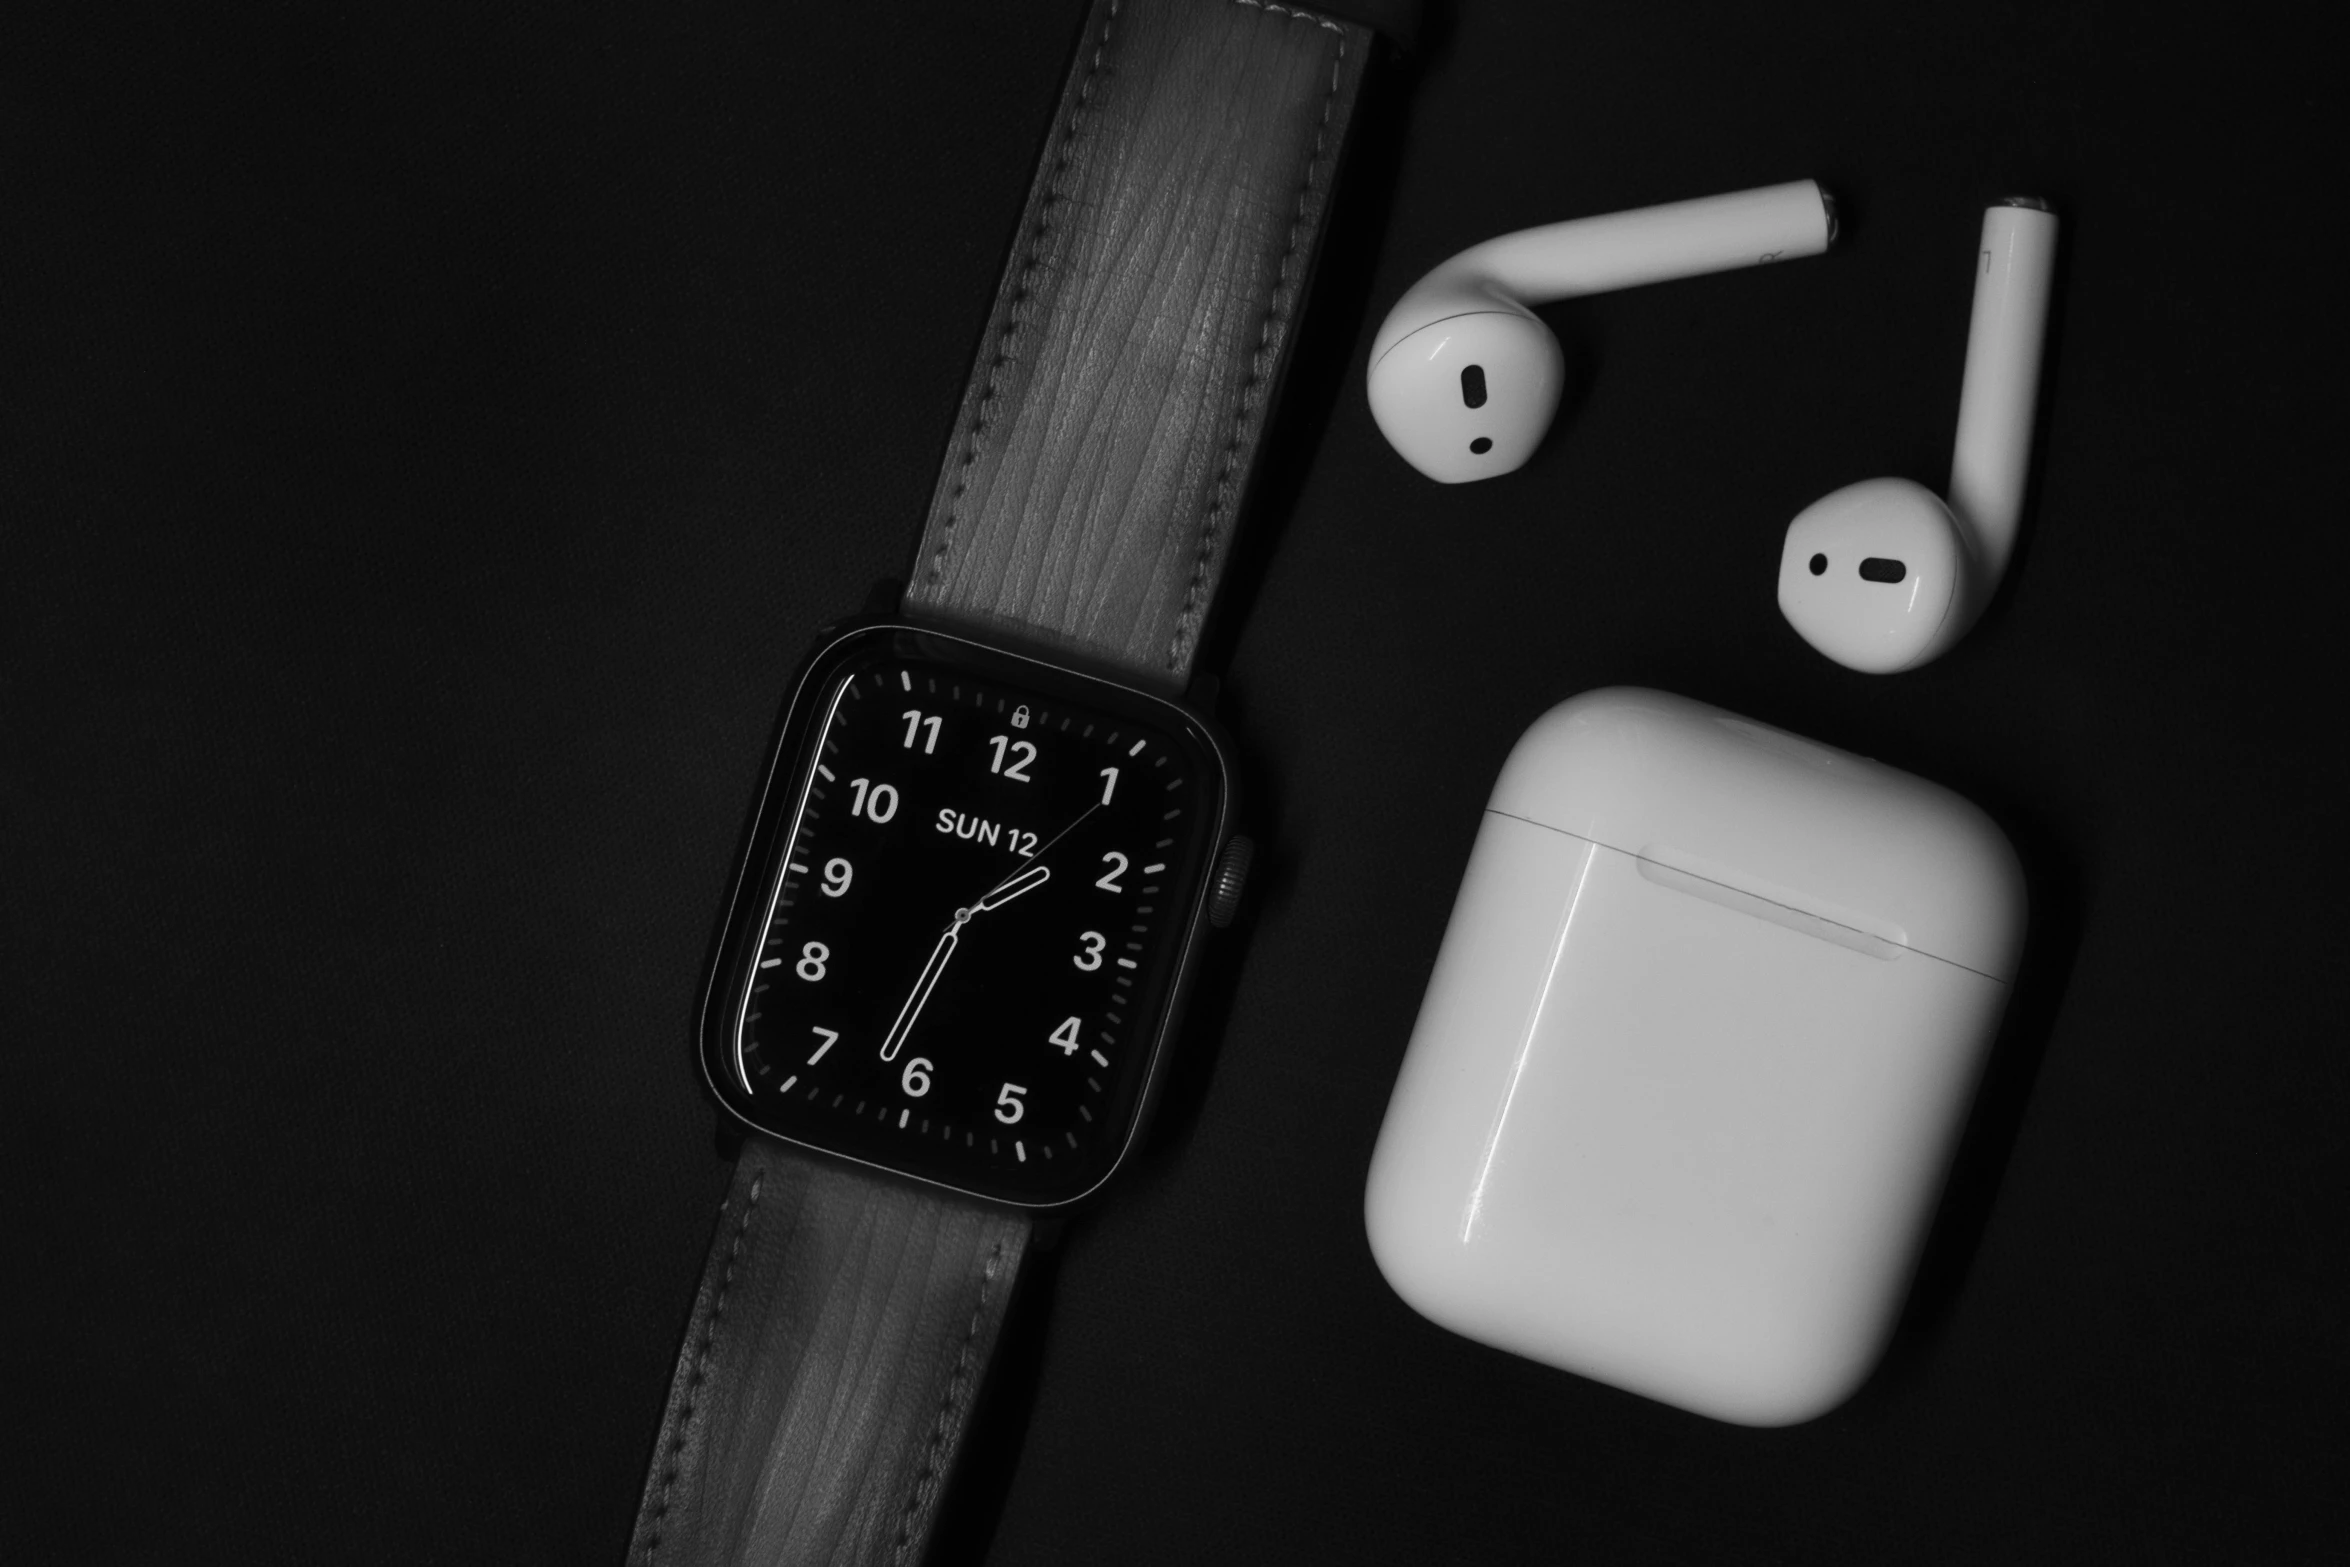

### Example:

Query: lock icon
xmin=1011 ymin=705 xmax=1031 ymax=729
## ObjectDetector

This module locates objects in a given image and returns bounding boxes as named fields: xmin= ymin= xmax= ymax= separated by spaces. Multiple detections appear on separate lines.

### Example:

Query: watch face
xmin=703 ymin=625 xmax=1230 ymax=1207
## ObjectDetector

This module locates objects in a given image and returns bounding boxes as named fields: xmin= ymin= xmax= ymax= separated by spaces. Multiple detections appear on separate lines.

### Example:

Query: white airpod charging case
xmin=1364 ymin=688 xmax=2026 ymax=1426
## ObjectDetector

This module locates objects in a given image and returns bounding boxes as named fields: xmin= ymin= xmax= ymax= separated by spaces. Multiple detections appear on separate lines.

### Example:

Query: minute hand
xmin=877 ymin=918 xmax=963 ymax=1064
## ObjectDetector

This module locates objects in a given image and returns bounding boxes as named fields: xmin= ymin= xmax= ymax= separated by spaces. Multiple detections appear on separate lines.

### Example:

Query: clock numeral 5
xmin=994 ymin=1083 xmax=1027 ymax=1124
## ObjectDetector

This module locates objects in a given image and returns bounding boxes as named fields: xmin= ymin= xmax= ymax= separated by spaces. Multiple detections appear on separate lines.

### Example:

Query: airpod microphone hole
xmin=1470 ymin=437 xmax=1493 ymax=454
xmin=1460 ymin=364 xmax=1488 ymax=408
xmin=1808 ymin=554 xmax=1827 ymax=576
xmin=1858 ymin=558 xmax=1907 ymax=583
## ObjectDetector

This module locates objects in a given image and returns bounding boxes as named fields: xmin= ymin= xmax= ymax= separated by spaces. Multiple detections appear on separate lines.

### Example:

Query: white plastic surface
xmin=1365 ymin=689 xmax=2025 ymax=1425
xmin=1366 ymin=182 xmax=1833 ymax=484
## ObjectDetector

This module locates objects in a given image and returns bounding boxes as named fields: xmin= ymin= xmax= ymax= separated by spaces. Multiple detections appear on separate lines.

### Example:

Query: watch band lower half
xmin=903 ymin=0 xmax=1371 ymax=691
xmin=627 ymin=1140 xmax=1032 ymax=1567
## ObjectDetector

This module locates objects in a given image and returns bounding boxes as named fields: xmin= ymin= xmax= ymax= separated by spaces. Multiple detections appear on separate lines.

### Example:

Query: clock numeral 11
xmin=901 ymin=709 xmax=942 ymax=753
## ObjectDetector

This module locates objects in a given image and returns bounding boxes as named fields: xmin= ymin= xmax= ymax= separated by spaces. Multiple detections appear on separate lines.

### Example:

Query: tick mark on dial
xmin=1129 ymin=739 xmax=1148 ymax=757
xmin=1090 ymin=1050 xmax=1109 ymax=1067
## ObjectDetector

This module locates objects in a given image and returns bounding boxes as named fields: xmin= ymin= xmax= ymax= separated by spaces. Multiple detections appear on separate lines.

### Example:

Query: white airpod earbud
xmin=1778 ymin=199 xmax=2059 ymax=673
xmin=1366 ymin=181 xmax=1837 ymax=483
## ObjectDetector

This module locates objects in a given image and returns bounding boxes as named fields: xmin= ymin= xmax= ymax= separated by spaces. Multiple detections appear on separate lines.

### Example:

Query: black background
xmin=5 ymin=1 xmax=2344 ymax=1561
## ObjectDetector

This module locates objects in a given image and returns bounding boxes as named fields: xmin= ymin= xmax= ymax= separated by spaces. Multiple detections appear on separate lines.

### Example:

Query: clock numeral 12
xmin=987 ymin=735 xmax=1037 ymax=782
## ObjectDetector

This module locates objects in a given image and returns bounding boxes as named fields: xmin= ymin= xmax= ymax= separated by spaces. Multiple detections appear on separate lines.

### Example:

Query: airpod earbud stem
xmin=1369 ymin=181 xmax=1837 ymax=364
xmin=1947 ymin=199 xmax=2059 ymax=588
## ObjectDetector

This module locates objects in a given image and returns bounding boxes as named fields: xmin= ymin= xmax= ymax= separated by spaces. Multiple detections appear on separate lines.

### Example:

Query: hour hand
xmin=974 ymin=863 xmax=1050 ymax=912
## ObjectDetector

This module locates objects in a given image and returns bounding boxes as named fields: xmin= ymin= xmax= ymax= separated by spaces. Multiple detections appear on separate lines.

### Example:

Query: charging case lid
xmin=1489 ymin=689 xmax=2024 ymax=980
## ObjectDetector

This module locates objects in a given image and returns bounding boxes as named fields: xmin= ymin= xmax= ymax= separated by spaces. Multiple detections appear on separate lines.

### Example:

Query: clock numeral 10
xmin=848 ymin=777 xmax=899 ymax=823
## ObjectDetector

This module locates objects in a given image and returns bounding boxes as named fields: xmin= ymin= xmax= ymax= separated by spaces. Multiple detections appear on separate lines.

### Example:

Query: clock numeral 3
xmin=1073 ymin=931 xmax=1106 ymax=971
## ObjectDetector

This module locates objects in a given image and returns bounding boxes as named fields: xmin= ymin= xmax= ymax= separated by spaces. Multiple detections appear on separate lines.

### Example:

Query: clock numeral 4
xmin=1047 ymin=1016 xmax=1083 ymax=1055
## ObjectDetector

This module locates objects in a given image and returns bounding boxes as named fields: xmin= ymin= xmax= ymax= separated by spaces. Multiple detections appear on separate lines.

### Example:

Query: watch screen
xmin=712 ymin=631 xmax=1225 ymax=1205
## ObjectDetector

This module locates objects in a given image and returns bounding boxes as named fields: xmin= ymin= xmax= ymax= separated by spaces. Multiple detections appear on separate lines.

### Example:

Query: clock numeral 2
xmin=1094 ymin=851 xmax=1127 ymax=893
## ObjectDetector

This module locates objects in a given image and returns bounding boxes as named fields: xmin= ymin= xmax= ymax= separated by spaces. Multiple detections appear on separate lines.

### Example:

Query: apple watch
xmin=626 ymin=2 xmax=1405 ymax=1561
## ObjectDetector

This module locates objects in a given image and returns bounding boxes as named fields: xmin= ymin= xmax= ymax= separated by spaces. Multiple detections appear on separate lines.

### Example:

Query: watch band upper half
xmin=902 ymin=0 xmax=1373 ymax=691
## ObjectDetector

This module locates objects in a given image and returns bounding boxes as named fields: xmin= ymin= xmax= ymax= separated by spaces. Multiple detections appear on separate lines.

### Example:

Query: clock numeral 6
xmin=902 ymin=1057 xmax=934 ymax=1098
xmin=994 ymin=1083 xmax=1027 ymax=1124
xmin=795 ymin=942 xmax=829 ymax=981
xmin=1073 ymin=931 xmax=1106 ymax=971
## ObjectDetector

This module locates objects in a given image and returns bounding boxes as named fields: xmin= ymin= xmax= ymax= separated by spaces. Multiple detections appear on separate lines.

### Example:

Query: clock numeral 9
xmin=987 ymin=735 xmax=1037 ymax=782
xmin=994 ymin=1083 xmax=1027 ymax=1124
xmin=1073 ymin=931 xmax=1106 ymax=971
xmin=820 ymin=858 xmax=853 ymax=897
xmin=795 ymin=942 xmax=829 ymax=981
xmin=902 ymin=1057 xmax=933 ymax=1098
xmin=848 ymin=778 xmax=899 ymax=823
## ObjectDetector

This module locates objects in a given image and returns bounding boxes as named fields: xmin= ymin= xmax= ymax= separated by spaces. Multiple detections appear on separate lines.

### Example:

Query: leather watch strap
xmin=904 ymin=0 xmax=1371 ymax=691
xmin=628 ymin=1140 xmax=1031 ymax=1566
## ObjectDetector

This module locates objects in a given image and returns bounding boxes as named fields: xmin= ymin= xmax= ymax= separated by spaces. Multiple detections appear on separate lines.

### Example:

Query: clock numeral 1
xmin=1099 ymin=766 xmax=1119 ymax=805
xmin=821 ymin=857 xmax=853 ymax=897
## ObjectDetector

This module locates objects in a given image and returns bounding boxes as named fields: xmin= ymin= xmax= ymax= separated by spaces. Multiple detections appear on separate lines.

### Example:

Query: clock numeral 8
xmin=1073 ymin=931 xmax=1106 ymax=971
xmin=795 ymin=942 xmax=829 ymax=981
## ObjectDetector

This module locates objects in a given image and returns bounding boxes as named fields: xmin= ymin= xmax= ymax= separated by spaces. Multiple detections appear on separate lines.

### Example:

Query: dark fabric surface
xmin=4 ymin=2 xmax=2342 ymax=1561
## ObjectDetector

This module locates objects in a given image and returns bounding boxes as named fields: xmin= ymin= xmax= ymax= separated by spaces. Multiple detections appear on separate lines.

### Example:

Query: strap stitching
xmin=638 ymin=1167 xmax=767 ymax=1564
xmin=887 ymin=1235 xmax=1012 ymax=1566
xmin=1165 ymin=4 xmax=1348 ymax=673
xmin=923 ymin=0 xmax=1123 ymax=593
